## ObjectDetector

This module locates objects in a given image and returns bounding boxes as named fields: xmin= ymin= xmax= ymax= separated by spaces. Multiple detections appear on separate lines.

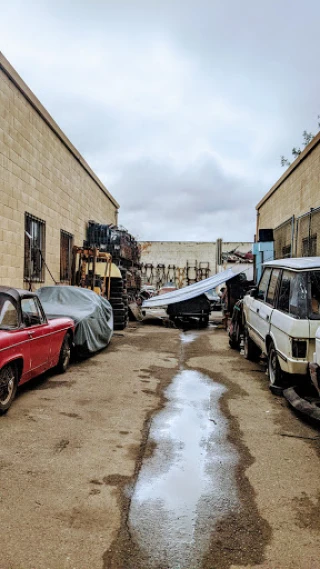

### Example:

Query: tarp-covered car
xmin=37 ymin=286 xmax=113 ymax=356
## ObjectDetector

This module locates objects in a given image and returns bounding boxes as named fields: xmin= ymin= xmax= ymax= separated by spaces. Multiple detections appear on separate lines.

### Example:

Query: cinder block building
xmin=0 ymin=52 xmax=119 ymax=288
xmin=256 ymin=132 xmax=320 ymax=259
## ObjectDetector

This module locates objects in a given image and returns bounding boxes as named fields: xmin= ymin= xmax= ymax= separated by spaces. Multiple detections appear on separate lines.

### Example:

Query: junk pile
xmin=86 ymin=221 xmax=141 ymax=301
xmin=71 ymin=222 xmax=141 ymax=330
xmin=221 ymin=248 xmax=253 ymax=263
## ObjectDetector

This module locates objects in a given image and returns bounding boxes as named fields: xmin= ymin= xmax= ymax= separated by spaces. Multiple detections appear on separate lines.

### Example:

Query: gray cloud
xmin=107 ymin=155 xmax=262 ymax=240
xmin=2 ymin=0 xmax=320 ymax=241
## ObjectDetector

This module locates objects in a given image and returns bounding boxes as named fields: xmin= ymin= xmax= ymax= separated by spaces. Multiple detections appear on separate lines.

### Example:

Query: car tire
xmin=199 ymin=316 xmax=209 ymax=328
xmin=114 ymin=321 xmax=127 ymax=331
xmin=243 ymin=324 xmax=260 ymax=361
xmin=110 ymin=287 xmax=124 ymax=295
xmin=110 ymin=302 xmax=125 ymax=310
xmin=229 ymin=322 xmax=241 ymax=350
xmin=0 ymin=364 xmax=18 ymax=414
xmin=268 ymin=342 xmax=285 ymax=395
xmin=57 ymin=333 xmax=71 ymax=374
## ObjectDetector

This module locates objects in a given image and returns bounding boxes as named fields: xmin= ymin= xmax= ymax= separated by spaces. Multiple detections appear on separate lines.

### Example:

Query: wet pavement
xmin=4 ymin=322 xmax=320 ymax=569
xmin=128 ymin=331 xmax=239 ymax=569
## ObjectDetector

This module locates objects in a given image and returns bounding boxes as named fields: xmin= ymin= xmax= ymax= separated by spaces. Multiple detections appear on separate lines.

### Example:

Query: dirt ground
xmin=1 ymin=322 xmax=320 ymax=569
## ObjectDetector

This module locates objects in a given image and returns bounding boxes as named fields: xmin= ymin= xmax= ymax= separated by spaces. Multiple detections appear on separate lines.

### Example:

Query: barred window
xmin=24 ymin=213 xmax=46 ymax=282
xmin=60 ymin=230 xmax=73 ymax=282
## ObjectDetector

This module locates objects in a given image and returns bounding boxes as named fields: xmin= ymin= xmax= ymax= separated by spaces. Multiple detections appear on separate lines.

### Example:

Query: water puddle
xmin=180 ymin=330 xmax=199 ymax=344
xmin=128 ymin=332 xmax=239 ymax=569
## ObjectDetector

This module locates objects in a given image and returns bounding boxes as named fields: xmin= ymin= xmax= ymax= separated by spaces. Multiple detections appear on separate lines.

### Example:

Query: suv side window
xmin=257 ymin=268 xmax=271 ymax=301
xmin=290 ymin=273 xmax=308 ymax=318
xmin=278 ymin=270 xmax=308 ymax=319
xmin=266 ymin=269 xmax=280 ymax=306
xmin=278 ymin=270 xmax=291 ymax=313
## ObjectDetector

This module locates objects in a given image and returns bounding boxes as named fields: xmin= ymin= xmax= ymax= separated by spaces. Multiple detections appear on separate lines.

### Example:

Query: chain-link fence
xmin=273 ymin=207 xmax=320 ymax=259
xmin=296 ymin=208 xmax=320 ymax=257
xmin=273 ymin=217 xmax=294 ymax=259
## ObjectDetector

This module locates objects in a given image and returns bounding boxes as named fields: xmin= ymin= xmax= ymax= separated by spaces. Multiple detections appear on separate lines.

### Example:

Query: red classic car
xmin=0 ymin=286 xmax=74 ymax=414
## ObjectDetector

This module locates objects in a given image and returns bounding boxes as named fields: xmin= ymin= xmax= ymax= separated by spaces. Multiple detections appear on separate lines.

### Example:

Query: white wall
xmin=139 ymin=240 xmax=253 ymax=288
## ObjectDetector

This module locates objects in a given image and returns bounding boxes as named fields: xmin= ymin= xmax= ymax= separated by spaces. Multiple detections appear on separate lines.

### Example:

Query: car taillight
xmin=292 ymin=339 xmax=307 ymax=359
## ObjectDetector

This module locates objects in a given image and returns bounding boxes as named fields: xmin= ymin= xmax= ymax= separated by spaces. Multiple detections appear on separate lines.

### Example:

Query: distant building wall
xmin=139 ymin=240 xmax=253 ymax=288
xmin=0 ymin=52 xmax=119 ymax=288
xmin=256 ymin=132 xmax=320 ymax=258
xmin=141 ymin=241 xmax=217 ymax=268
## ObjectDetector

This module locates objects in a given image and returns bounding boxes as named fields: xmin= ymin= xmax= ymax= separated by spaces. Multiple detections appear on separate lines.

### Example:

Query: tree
xmin=302 ymin=130 xmax=314 ymax=147
xmin=281 ymin=156 xmax=291 ymax=167
xmin=280 ymin=119 xmax=318 ymax=167
xmin=292 ymin=147 xmax=301 ymax=158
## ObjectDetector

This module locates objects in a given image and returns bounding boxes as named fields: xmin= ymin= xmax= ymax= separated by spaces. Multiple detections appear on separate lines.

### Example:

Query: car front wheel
xmin=268 ymin=342 xmax=285 ymax=395
xmin=229 ymin=322 xmax=241 ymax=350
xmin=57 ymin=333 xmax=71 ymax=373
xmin=0 ymin=364 xmax=18 ymax=414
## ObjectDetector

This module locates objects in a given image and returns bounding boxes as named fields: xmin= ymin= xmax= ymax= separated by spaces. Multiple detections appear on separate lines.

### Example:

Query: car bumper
xmin=278 ymin=353 xmax=308 ymax=375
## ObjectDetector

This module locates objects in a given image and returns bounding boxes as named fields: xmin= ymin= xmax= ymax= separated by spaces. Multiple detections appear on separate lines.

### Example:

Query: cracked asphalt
xmin=1 ymin=322 xmax=320 ymax=569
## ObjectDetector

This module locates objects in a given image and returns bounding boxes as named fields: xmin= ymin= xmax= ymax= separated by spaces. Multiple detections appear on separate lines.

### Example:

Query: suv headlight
xmin=292 ymin=339 xmax=307 ymax=359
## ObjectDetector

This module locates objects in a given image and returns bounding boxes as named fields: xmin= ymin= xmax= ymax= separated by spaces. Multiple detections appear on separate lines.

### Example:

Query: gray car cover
xmin=37 ymin=286 xmax=113 ymax=354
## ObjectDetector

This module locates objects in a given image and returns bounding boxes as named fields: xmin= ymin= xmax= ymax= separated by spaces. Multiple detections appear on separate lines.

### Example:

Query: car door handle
xmin=28 ymin=332 xmax=34 ymax=339
xmin=256 ymin=308 xmax=259 ymax=313
xmin=266 ymin=315 xmax=269 ymax=321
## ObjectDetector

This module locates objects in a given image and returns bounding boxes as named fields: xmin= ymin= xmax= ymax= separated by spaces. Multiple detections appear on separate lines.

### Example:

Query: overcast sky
xmin=2 ymin=0 xmax=320 ymax=241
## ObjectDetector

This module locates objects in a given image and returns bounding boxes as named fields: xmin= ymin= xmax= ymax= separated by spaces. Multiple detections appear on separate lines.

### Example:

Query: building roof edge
xmin=256 ymin=130 xmax=320 ymax=211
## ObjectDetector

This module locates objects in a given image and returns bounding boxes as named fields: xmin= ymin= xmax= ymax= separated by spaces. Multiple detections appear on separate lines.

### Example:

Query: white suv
xmin=242 ymin=257 xmax=320 ymax=392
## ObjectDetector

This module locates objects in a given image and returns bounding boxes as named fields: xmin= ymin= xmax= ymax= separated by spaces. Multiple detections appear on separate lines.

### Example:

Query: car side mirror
xmin=249 ymin=287 xmax=258 ymax=298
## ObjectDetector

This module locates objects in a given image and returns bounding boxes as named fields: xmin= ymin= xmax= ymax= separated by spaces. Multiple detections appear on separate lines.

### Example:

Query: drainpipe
xmin=256 ymin=210 xmax=260 ymax=242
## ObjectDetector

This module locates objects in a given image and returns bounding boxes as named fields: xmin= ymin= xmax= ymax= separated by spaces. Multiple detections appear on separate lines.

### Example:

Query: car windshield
xmin=309 ymin=270 xmax=320 ymax=319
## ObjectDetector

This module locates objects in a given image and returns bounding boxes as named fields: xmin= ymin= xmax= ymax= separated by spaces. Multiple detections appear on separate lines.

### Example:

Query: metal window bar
xmin=24 ymin=213 xmax=46 ymax=282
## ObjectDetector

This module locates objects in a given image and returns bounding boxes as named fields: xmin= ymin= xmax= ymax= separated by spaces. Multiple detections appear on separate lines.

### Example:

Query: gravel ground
xmin=1 ymin=322 xmax=320 ymax=569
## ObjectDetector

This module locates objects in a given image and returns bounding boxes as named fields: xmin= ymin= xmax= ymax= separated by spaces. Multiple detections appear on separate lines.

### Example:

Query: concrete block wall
xmin=257 ymin=138 xmax=320 ymax=231
xmin=140 ymin=240 xmax=253 ymax=287
xmin=140 ymin=241 xmax=217 ymax=270
xmin=0 ymin=57 xmax=118 ymax=288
